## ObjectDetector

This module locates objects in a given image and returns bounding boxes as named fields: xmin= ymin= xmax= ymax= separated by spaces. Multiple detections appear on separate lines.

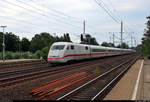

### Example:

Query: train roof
xmin=52 ymin=42 xmax=134 ymax=51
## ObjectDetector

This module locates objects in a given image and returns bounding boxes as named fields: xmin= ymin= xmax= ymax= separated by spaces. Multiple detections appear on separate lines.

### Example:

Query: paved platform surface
xmin=141 ymin=59 xmax=150 ymax=100
xmin=0 ymin=59 xmax=39 ymax=63
xmin=104 ymin=59 xmax=150 ymax=100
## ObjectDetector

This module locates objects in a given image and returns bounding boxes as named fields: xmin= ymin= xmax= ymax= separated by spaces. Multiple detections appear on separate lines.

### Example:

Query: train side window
xmin=67 ymin=46 xmax=69 ymax=50
xmin=71 ymin=45 xmax=74 ymax=50
xmin=85 ymin=46 xmax=88 ymax=50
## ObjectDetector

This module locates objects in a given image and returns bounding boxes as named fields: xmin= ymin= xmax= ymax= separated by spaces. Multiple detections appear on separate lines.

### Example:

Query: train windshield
xmin=51 ymin=45 xmax=65 ymax=50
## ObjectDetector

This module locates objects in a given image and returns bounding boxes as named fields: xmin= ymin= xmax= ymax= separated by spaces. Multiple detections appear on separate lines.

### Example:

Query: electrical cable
xmin=94 ymin=0 xmax=120 ymax=24
xmin=1 ymin=0 xmax=81 ymax=29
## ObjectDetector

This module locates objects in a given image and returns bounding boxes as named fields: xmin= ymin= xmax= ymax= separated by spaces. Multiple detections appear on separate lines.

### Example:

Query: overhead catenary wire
xmin=94 ymin=0 xmax=120 ymax=24
xmin=1 ymin=0 xmax=137 ymax=45
xmin=0 ymin=4 xmax=67 ymax=32
xmin=106 ymin=0 xmax=122 ymax=21
xmin=28 ymin=0 xmax=99 ymax=33
xmin=16 ymin=0 xmax=82 ymax=23
xmin=98 ymin=0 xmax=121 ymax=22
xmin=1 ymin=0 xmax=117 ymax=37
xmin=29 ymin=0 xmax=83 ymax=23
xmin=0 ymin=15 xmax=65 ymax=32
xmin=15 ymin=0 xmax=97 ymax=33
xmin=100 ymin=0 xmax=132 ymax=34
xmin=0 ymin=0 xmax=98 ymax=38
xmin=1 ymin=0 xmax=82 ymax=29
xmin=95 ymin=0 xmax=136 ymax=46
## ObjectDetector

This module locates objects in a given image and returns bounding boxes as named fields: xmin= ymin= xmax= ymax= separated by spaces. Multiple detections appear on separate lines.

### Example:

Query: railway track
xmin=0 ymin=54 xmax=135 ymax=87
xmin=0 ymin=60 xmax=47 ymax=71
xmin=53 ymin=54 xmax=140 ymax=100
xmin=29 ymin=53 xmax=140 ymax=100
xmin=0 ymin=54 xmax=129 ymax=78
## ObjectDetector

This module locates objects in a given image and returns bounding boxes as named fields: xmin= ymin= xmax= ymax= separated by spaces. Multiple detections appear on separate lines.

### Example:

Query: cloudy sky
xmin=0 ymin=0 xmax=150 ymax=47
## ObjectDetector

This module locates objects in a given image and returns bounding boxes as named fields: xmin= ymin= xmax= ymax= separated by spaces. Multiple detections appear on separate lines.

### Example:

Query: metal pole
xmin=121 ymin=21 xmax=123 ymax=47
xmin=1 ymin=26 xmax=7 ymax=62
xmin=83 ymin=20 xmax=85 ymax=34
xmin=109 ymin=36 xmax=111 ymax=43
xmin=134 ymin=37 xmax=136 ymax=47
xmin=113 ymin=32 xmax=115 ymax=45
xmin=131 ymin=35 xmax=133 ymax=48
xmin=131 ymin=32 xmax=134 ymax=48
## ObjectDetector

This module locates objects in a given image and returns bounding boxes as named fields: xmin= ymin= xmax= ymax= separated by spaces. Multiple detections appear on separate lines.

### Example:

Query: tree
xmin=21 ymin=37 xmax=30 ymax=51
xmin=135 ymin=44 xmax=142 ymax=53
xmin=5 ymin=32 xmax=20 ymax=52
xmin=80 ymin=34 xmax=99 ymax=45
xmin=66 ymin=33 xmax=71 ymax=42
xmin=58 ymin=33 xmax=72 ymax=42
xmin=30 ymin=32 xmax=73 ymax=53
xmin=108 ymin=43 xmax=115 ymax=47
xmin=41 ymin=46 xmax=49 ymax=61
xmin=101 ymin=42 xmax=115 ymax=47
xmin=142 ymin=16 xmax=150 ymax=57
xmin=0 ymin=32 xmax=3 ymax=52
xmin=30 ymin=32 xmax=54 ymax=52
xmin=117 ymin=43 xmax=129 ymax=49
xmin=90 ymin=37 xmax=99 ymax=45
xmin=101 ymin=42 xmax=109 ymax=47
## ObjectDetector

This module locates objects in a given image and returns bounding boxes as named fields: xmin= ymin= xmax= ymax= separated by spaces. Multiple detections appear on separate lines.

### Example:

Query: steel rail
xmin=0 ymin=64 xmax=49 ymax=78
xmin=0 ymin=55 xmax=128 ymax=84
xmin=92 ymin=55 xmax=139 ymax=100
xmin=56 ymin=55 xmax=139 ymax=100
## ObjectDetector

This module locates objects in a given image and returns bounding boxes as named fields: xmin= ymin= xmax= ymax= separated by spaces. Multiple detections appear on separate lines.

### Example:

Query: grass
xmin=92 ymin=67 xmax=100 ymax=74
xmin=0 ymin=51 xmax=38 ymax=60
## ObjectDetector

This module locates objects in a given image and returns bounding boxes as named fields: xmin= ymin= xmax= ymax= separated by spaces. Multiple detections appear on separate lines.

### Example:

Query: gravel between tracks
xmin=0 ymin=67 xmax=89 ymax=102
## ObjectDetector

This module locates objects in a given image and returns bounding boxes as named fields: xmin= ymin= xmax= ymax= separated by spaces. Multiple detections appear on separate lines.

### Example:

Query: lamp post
xmin=1 ymin=26 xmax=7 ymax=62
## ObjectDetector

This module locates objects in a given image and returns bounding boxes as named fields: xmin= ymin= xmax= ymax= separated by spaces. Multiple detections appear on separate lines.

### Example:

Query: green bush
xmin=35 ymin=50 xmax=43 ymax=59
xmin=0 ymin=52 xmax=2 ymax=60
xmin=21 ymin=52 xmax=37 ymax=59
xmin=5 ymin=52 xmax=13 ymax=59
xmin=0 ymin=51 xmax=43 ymax=60
xmin=41 ymin=47 xmax=49 ymax=61
xmin=32 ymin=53 xmax=39 ymax=59
xmin=13 ymin=52 xmax=21 ymax=59
xmin=22 ymin=53 xmax=29 ymax=59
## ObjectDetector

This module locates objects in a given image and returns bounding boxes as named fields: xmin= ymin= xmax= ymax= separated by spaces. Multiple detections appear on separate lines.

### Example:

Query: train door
xmin=66 ymin=45 xmax=75 ymax=60
xmin=70 ymin=45 xmax=75 ymax=60
xmin=85 ymin=46 xmax=90 ymax=59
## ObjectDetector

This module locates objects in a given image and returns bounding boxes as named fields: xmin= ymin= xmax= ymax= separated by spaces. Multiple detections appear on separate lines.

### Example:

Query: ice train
xmin=47 ymin=42 xmax=135 ymax=63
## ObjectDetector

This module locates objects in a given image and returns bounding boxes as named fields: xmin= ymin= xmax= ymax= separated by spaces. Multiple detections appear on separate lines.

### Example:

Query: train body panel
xmin=47 ymin=42 xmax=135 ymax=63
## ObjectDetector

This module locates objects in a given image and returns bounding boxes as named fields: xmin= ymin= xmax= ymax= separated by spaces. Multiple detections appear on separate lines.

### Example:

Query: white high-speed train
xmin=47 ymin=42 xmax=135 ymax=63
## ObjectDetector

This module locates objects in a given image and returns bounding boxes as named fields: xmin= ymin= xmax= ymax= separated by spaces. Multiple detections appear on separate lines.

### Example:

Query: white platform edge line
xmin=131 ymin=60 xmax=144 ymax=100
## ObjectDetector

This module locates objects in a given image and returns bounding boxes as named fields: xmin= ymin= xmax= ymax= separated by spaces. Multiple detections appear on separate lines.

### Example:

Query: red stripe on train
xmin=47 ymin=52 xmax=120 ymax=59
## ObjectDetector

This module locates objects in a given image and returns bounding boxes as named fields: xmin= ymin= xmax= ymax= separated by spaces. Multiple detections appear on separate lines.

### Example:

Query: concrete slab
xmin=141 ymin=59 xmax=150 ymax=100
xmin=144 ymin=65 xmax=150 ymax=83
xmin=143 ymin=83 xmax=150 ymax=99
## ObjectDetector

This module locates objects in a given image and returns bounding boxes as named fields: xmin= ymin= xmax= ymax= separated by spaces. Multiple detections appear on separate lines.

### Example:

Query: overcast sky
xmin=0 ymin=0 xmax=150 ymax=47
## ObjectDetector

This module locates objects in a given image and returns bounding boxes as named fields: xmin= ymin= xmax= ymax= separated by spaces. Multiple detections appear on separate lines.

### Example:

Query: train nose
xmin=48 ymin=50 xmax=64 ymax=58
xmin=48 ymin=50 xmax=66 ymax=63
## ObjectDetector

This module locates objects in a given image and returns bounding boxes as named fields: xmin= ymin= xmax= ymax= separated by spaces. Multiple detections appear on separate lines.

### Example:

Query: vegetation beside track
xmin=142 ymin=16 xmax=150 ymax=59
xmin=0 ymin=32 xmax=72 ymax=61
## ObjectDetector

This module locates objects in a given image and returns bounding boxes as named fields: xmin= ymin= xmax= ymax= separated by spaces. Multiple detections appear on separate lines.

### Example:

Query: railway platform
xmin=0 ymin=59 xmax=39 ymax=64
xmin=104 ymin=59 xmax=150 ymax=100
